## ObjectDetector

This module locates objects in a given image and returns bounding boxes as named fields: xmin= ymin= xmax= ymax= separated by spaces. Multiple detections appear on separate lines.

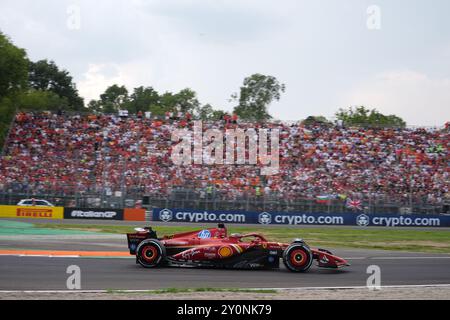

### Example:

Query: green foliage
xmin=159 ymin=88 xmax=199 ymax=114
xmin=336 ymin=106 xmax=407 ymax=128
xmin=0 ymin=31 xmax=86 ymax=149
xmin=126 ymin=86 xmax=159 ymax=113
xmin=29 ymin=59 xmax=84 ymax=110
xmin=87 ymin=99 xmax=101 ymax=113
xmin=0 ymin=32 xmax=29 ymax=98
xmin=211 ymin=110 xmax=228 ymax=120
xmin=88 ymin=86 xmax=201 ymax=116
xmin=194 ymin=104 xmax=227 ymax=120
xmin=147 ymin=104 xmax=167 ymax=117
xmin=16 ymin=90 xmax=70 ymax=111
xmin=194 ymin=103 xmax=214 ymax=120
xmin=172 ymin=88 xmax=200 ymax=114
xmin=233 ymin=74 xmax=285 ymax=121
xmin=0 ymin=96 xmax=16 ymax=147
xmin=98 ymin=84 xmax=129 ymax=113
xmin=107 ymin=288 xmax=278 ymax=295
xmin=0 ymin=31 xmax=28 ymax=149
xmin=302 ymin=116 xmax=331 ymax=126
xmin=158 ymin=92 xmax=176 ymax=113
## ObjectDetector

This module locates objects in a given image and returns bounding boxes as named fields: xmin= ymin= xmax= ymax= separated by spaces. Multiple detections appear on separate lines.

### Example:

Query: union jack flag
xmin=346 ymin=199 xmax=362 ymax=211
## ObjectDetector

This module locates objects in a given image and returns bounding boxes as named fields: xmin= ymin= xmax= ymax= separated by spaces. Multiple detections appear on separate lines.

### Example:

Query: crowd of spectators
xmin=0 ymin=112 xmax=448 ymax=206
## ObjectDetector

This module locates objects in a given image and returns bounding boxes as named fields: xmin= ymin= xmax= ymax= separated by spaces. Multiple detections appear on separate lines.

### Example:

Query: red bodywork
xmin=127 ymin=224 xmax=350 ymax=271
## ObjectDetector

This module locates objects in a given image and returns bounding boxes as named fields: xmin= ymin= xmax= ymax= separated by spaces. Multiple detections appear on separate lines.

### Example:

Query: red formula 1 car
xmin=127 ymin=224 xmax=349 ymax=272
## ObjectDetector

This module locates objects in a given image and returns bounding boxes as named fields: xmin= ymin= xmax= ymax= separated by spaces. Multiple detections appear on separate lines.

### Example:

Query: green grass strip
xmin=106 ymin=288 xmax=278 ymax=295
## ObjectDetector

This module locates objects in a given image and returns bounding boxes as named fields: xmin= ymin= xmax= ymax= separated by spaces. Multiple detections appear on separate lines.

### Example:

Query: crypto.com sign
xmin=171 ymin=121 xmax=279 ymax=175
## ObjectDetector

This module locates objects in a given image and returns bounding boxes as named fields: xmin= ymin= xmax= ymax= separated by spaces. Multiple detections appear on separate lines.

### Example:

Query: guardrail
xmin=1 ymin=204 xmax=448 ymax=227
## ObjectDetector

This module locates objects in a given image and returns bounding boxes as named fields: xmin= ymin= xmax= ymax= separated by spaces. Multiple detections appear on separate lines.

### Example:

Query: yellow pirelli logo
xmin=0 ymin=205 xmax=64 ymax=220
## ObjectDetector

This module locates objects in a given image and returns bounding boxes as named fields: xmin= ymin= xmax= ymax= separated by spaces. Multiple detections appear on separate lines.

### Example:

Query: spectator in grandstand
xmin=0 ymin=112 xmax=448 ymax=209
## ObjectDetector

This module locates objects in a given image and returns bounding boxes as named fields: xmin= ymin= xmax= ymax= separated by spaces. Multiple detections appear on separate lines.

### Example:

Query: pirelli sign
xmin=0 ymin=205 xmax=64 ymax=220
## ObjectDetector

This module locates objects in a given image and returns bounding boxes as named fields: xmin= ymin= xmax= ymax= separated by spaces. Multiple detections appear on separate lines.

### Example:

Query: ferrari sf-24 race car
xmin=127 ymin=224 xmax=350 ymax=272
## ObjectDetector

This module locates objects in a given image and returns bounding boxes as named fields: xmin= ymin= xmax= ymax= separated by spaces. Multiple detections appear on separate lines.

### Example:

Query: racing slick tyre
xmin=136 ymin=239 xmax=166 ymax=268
xmin=282 ymin=243 xmax=313 ymax=272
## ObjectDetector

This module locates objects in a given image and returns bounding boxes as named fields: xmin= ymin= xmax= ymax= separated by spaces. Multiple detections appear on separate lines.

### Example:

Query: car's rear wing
xmin=126 ymin=227 xmax=157 ymax=255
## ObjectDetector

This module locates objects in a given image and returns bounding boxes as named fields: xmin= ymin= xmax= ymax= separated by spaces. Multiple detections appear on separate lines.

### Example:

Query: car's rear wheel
xmin=136 ymin=239 xmax=166 ymax=268
xmin=282 ymin=243 xmax=313 ymax=272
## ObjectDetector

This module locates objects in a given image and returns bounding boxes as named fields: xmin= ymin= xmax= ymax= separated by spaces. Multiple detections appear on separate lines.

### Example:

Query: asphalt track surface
xmin=0 ymin=218 xmax=449 ymax=290
xmin=1 ymin=251 xmax=450 ymax=290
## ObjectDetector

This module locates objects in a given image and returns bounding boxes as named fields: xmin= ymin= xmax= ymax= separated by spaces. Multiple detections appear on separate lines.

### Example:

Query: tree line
xmin=86 ymin=73 xmax=286 ymax=122
xmin=0 ymin=30 xmax=407 ymax=148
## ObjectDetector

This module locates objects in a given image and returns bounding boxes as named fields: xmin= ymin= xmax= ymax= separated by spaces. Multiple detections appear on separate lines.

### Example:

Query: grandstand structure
xmin=0 ymin=111 xmax=448 ymax=214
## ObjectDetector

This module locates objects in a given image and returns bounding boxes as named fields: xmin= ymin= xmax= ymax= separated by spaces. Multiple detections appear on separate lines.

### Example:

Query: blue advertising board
xmin=153 ymin=208 xmax=450 ymax=228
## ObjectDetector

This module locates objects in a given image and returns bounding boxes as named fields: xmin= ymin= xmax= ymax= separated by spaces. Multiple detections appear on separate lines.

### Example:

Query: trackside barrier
xmin=152 ymin=208 xmax=450 ymax=228
xmin=124 ymin=209 xmax=146 ymax=221
xmin=64 ymin=208 xmax=124 ymax=221
xmin=0 ymin=205 xmax=64 ymax=220
xmin=62 ymin=207 xmax=145 ymax=221
xmin=0 ymin=206 xmax=145 ymax=221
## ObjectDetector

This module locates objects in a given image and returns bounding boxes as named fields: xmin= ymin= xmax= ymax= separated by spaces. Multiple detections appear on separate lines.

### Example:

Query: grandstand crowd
xmin=0 ymin=112 xmax=448 ymax=206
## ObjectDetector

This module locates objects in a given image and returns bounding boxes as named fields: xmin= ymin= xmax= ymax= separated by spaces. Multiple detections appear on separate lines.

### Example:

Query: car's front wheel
xmin=136 ymin=239 xmax=166 ymax=268
xmin=282 ymin=243 xmax=313 ymax=272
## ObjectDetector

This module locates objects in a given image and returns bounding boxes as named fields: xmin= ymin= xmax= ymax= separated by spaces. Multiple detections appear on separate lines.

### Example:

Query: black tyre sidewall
xmin=136 ymin=239 xmax=166 ymax=268
xmin=283 ymin=244 xmax=313 ymax=272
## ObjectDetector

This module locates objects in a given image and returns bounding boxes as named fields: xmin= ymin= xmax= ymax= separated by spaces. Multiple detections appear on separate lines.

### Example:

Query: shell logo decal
xmin=218 ymin=246 xmax=233 ymax=258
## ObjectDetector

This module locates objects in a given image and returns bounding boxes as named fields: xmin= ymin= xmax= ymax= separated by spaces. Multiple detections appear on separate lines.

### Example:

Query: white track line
xmin=0 ymin=254 xmax=80 ymax=258
xmin=0 ymin=254 xmax=133 ymax=258
xmin=1 ymin=284 xmax=450 ymax=294
xmin=371 ymin=256 xmax=450 ymax=260
xmin=258 ymin=284 xmax=450 ymax=291
xmin=343 ymin=256 xmax=450 ymax=260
